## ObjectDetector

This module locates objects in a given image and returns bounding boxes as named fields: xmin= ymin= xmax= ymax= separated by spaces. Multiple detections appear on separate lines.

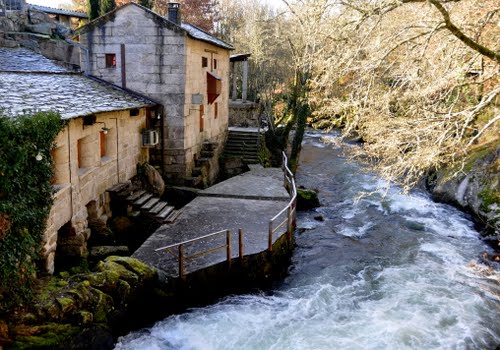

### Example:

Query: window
xmin=130 ymin=108 xmax=139 ymax=117
xmin=100 ymin=131 xmax=106 ymax=158
xmin=199 ymin=105 xmax=204 ymax=132
xmin=207 ymin=72 xmax=222 ymax=104
xmin=214 ymin=102 xmax=218 ymax=119
xmin=77 ymin=135 xmax=95 ymax=171
xmin=105 ymin=53 xmax=116 ymax=68
xmin=213 ymin=59 xmax=217 ymax=70
xmin=202 ymin=56 xmax=208 ymax=68
xmin=51 ymin=146 xmax=70 ymax=186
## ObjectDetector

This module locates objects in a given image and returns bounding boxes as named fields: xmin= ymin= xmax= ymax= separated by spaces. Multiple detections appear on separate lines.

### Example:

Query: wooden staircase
xmin=224 ymin=128 xmax=261 ymax=164
xmin=107 ymin=182 xmax=180 ymax=224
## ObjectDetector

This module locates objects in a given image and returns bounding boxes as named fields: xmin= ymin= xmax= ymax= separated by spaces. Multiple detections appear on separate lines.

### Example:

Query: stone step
xmin=141 ymin=197 xmax=160 ymax=211
xmin=150 ymin=201 xmax=169 ymax=214
xmin=156 ymin=205 xmax=175 ymax=220
xmin=185 ymin=175 xmax=203 ymax=187
xmin=225 ymin=145 xmax=259 ymax=151
xmin=201 ymin=150 xmax=215 ymax=158
xmin=107 ymin=182 xmax=129 ymax=193
xmin=195 ymin=157 xmax=211 ymax=167
xmin=126 ymin=190 xmax=146 ymax=202
xmin=134 ymin=193 xmax=153 ymax=207
xmin=202 ymin=142 xmax=218 ymax=152
xmin=163 ymin=209 xmax=181 ymax=224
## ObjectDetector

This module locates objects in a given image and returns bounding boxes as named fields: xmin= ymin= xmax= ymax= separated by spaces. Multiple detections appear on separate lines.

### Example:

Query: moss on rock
xmin=297 ymin=188 xmax=320 ymax=210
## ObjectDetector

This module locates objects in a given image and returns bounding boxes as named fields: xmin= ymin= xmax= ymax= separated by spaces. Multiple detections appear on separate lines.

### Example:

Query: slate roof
xmin=0 ymin=48 xmax=155 ymax=120
xmin=77 ymin=3 xmax=234 ymax=50
xmin=0 ymin=47 xmax=71 ymax=73
xmin=29 ymin=4 xmax=88 ymax=19
xmin=180 ymin=23 xmax=233 ymax=50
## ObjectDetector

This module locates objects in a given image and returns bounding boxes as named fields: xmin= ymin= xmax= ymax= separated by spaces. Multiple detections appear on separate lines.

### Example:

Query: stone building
xmin=29 ymin=4 xmax=88 ymax=30
xmin=0 ymin=47 xmax=157 ymax=273
xmin=76 ymin=3 xmax=234 ymax=186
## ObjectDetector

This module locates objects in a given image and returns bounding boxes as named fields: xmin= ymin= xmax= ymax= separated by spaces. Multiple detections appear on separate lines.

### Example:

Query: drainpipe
xmin=64 ymin=38 xmax=90 ymax=75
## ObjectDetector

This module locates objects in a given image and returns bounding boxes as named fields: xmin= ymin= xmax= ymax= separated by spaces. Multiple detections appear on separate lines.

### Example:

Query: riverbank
xmin=428 ymin=141 xmax=499 ymax=256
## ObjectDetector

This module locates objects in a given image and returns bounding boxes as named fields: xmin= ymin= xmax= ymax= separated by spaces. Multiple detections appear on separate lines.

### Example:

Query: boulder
xmin=296 ymin=188 xmax=320 ymax=211
xmin=430 ymin=144 xmax=499 ymax=237
xmin=142 ymin=163 xmax=165 ymax=197
xmin=90 ymin=246 xmax=130 ymax=261
xmin=25 ymin=23 xmax=55 ymax=36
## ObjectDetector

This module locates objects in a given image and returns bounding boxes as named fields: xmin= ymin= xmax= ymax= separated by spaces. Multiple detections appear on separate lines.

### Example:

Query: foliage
xmin=99 ymin=0 xmax=116 ymax=15
xmin=0 ymin=112 xmax=64 ymax=314
xmin=87 ymin=0 xmax=100 ymax=20
xmin=284 ymin=0 xmax=499 ymax=190
xmin=138 ymin=0 xmax=153 ymax=9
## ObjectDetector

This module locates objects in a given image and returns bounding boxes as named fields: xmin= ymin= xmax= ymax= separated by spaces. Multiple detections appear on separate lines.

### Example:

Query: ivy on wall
xmin=0 ymin=111 xmax=64 ymax=314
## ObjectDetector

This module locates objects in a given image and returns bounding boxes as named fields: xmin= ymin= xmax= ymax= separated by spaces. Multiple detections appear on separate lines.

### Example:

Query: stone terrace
xmin=132 ymin=165 xmax=291 ymax=277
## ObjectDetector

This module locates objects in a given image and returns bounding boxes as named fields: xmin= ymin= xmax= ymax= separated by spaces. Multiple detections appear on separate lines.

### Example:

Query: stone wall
xmin=183 ymin=37 xmax=230 ymax=181
xmin=79 ymin=5 xmax=188 ymax=184
xmin=79 ymin=4 xmax=231 ymax=186
xmin=43 ymin=108 xmax=148 ymax=273
xmin=229 ymin=100 xmax=259 ymax=127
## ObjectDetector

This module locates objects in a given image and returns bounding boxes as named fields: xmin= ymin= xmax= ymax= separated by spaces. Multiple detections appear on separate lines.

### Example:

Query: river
xmin=115 ymin=131 xmax=499 ymax=350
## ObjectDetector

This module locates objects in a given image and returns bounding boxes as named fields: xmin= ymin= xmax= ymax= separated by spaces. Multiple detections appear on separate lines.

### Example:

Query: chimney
xmin=167 ymin=2 xmax=181 ymax=25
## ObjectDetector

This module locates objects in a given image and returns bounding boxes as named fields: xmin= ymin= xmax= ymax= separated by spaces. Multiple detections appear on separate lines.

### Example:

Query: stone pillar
xmin=231 ymin=61 xmax=237 ymax=100
xmin=242 ymin=60 xmax=248 ymax=102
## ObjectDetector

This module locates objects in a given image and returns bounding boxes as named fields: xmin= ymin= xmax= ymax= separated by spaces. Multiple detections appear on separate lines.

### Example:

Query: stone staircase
xmin=224 ymin=128 xmax=261 ymax=164
xmin=107 ymin=182 xmax=180 ymax=224
xmin=185 ymin=141 xmax=218 ymax=188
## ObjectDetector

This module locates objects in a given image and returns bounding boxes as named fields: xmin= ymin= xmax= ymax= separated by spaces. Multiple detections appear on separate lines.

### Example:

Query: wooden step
xmin=150 ymin=201 xmax=169 ymax=214
xmin=126 ymin=190 xmax=145 ymax=202
xmin=141 ymin=197 xmax=160 ymax=210
xmin=163 ymin=210 xmax=181 ymax=223
xmin=156 ymin=205 xmax=175 ymax=219
xmin=134 ymin=193 xmax=153 ymax=206
xmin=107 ymin=182 xmax=129 ymax=193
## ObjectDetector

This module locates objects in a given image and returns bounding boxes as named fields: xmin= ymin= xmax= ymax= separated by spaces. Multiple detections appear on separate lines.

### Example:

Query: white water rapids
xmin=115 ymin=132 xmax=499 ymax=350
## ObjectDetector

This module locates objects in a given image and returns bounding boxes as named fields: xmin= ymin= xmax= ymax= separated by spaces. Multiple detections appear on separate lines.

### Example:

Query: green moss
xmin=10 ymin=323 xmax=80 ymax=350
xmin=479 ymin=186 xmax=500 ymax=213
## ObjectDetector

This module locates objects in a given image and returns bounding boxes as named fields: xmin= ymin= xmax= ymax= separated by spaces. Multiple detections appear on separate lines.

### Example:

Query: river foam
xmin=115 ymin=132 xmax=499 ymax=350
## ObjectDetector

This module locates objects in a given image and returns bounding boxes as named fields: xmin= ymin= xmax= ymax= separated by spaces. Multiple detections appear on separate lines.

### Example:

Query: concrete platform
xmin=200 ymin=166 xmax=289 ymax=200
xmin=132 ymin=167 xmax=291 ymax=278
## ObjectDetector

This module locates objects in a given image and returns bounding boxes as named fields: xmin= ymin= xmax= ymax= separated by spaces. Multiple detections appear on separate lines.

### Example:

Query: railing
xmin=155 ymin=229 xmax=245 ymax=277
xmin=155 ymin=151 xmax=296 ymax=278
xmin=268 ymin=152 xmax=297 ymax=251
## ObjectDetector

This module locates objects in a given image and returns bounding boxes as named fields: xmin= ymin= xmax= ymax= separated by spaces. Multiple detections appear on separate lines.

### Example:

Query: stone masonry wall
xmin=43 ymin=108 xmax=148 ymax=273
xmin=79 ymin=5 xmax=188 ymax=183
xmin=183 ymin=37 xmax=230 ymax=178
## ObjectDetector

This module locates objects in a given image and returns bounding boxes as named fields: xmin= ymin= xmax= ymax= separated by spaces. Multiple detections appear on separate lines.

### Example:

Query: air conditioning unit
xmin=142 ymin=129 xmax=159 ymax=147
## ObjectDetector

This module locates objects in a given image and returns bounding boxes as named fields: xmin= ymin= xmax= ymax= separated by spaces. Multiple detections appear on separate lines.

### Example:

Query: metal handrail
xmin=155 ymin=229 xmax=228 ymax=252
xmin=268 ymin=152 xmax=297 ymax=251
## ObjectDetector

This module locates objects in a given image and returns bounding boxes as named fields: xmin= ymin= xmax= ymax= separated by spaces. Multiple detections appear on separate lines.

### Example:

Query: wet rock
xmin=313 ymin=214 xmax=324 ymax=222
xmin=88 ymin=218 xmax=115 ymax=246
xmin=297 ymin=188 xmax=320 ymax=210
xmin=90 ymin=246 xmax=130 ymax=260
xmin=430 ymin=144 xmax=499 ymax=238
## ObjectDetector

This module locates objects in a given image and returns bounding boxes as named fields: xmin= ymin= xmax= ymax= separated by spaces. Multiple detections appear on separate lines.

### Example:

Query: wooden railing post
xmin=226 ymin=229 xmax=231 ymax=268
xmin=238 ymin=228 xmax=243 ymax=259
xmin=178 ymin=244 xmax=184 ymax=278
xmin=268 ymin=221 xmax=273 ymax=252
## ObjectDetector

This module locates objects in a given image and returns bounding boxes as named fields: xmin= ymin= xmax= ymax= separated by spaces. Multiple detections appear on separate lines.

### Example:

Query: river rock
xmin=430 ymin=144 xmax=499 ymax=238
xmin=90 ymin=246 xmax=130 ymax=260
xmin=297 ymin=188 xmax=320 ymax=210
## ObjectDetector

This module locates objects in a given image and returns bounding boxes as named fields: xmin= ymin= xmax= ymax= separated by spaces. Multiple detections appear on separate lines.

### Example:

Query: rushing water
xmin=116 ymin=131 xmax=500 ymax=350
